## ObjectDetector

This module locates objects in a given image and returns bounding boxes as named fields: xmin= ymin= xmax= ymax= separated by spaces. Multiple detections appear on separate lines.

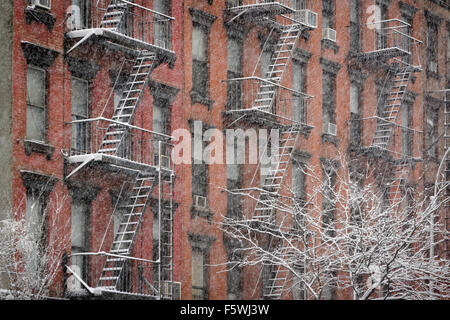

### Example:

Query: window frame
xmin=192 ymin=23 xmax=209 ymax=97
xmin=71 ymin=76 xmax=90 ymax=153
xmin=26 ymin=65 xmax=47 ymax=142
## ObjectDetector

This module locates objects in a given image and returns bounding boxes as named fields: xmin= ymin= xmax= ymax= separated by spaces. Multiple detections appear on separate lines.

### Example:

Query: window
xmin=26 ymin=190 xmax=45 ymax=244
xmin=349 ymin=0 xmax=360 ymax=52
xmin=192 ymin=24 xmax=209 ymax=97
xmin=322 ymin=165 xmax=336 ymax=237
xmin=227 ymin=141 xmax=241 ymax=218
xmin=260 ymin=48 xmax=273 ymax=80
xmin=25 ymin=190 xmax=45 ymax=276
xmin=426 ymin=107 xmax=438 ymax=158
xmin=226 ymin=0 xmax=242 ymax=7
xmin=71 ymin=0 xmax=88 ymax=29
xmin=71 ymin=199 xmax=89 ymax=280
xmin=402 ymin=16 xmax=412 ymax=63
xmin=427 ymin=21 xmax=438 ymax=75
xmin=293 ymin=62 xmax=306 ymax=124
xmin=375 ymin=1 xmax=388 ymax=50
xmin=26 ymin=66 xmax=46 ymax=142
xmin=350 ymin=83 xmax=361 ymax=147
xmin=292 ymin=262 xmax=306 ymax=300
xmin=292 ymin=160 xmax=306 ymax=231
xmin=192 ymin=248 xmax=206 ymax=299
xmin=295 ymin=0 xmax=307 ymax=10
xmin=227 ymin=37 xmax=243 ymax=110
xmin=33 ymin=0 xmax=51 ymax=10
xmin=71 ymin=77 xmax=89 ymax=153
xmin=322 ymin=72 xmax=336 ymax=132
xmin=401 ymin=103 xmax=412 ymax=157
xmin=322 ymin=0 xmax=335 ymax=30
xmin=153 ymin=98 xmax=170 ymax=163
xmin=292 ymin=161 xmax=306 ymax=201
xmin=192 ymin=125 xmax=208 ymax=202
xmin=154 ymin=0 xmax=170 ymax=48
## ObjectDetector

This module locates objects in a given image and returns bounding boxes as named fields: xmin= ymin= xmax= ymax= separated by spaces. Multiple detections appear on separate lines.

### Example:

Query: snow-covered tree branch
xmin=219 ymin=153 xmax=450 ymax=300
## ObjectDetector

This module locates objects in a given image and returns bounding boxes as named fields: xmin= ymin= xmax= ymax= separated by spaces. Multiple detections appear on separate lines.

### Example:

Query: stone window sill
xmin=321 ymin=133 xmax=339 ymax=147
xmin=191 ymin=205 xmax=213 ymax=222
xmin=321 ymin=39 xmax=339 ymax=54
xmin=190 ymin=91 xmax=214 ymax=110
xmin=25 ymin=6 xmax=56 ymax=31
xmin=24 ymin=139 xmax=55 ymax=160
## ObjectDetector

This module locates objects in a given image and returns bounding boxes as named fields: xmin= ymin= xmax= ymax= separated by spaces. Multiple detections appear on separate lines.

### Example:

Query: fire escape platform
xmin=67 ymin=153 xmax=173 ymax=176
xmin=66 ymin=29 xmax=176 ymax=65
xmin=227 ymin=2 xmax=295 ymax=17
xmin=354 ymin=47 xmax=409 ymax=62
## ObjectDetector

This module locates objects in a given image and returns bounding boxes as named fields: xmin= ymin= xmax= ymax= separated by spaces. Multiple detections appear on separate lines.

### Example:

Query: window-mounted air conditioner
xmin=32 ymin=0 xmax=51 ymax=10
xmin=322 ymin=28 xmax=337 ymax=42
xmin=297 ymin=10 xmax=318 ymax=29
xmin=193 ymin=195 xmax=207 ymax=209
xmin=323 ymin=122 xmax=337 ymax=136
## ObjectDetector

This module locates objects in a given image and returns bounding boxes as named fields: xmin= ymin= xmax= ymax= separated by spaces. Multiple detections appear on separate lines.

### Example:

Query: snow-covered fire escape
xmin=354 ymin=18 xmax=422 ymax=210
xmin=224 ymin=0 xmax=316 ymax=300
xmin=63 ymin=0 xmax=176 ymax=299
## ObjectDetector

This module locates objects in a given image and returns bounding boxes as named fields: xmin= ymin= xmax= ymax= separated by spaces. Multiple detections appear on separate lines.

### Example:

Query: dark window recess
xmin=192 ymin=163 xmax=208 ymax=197
xmin=322 ymin=0 xmax=335 ymax=29
xmin=427 ymin=21 xmax=439 ymax=76
xmin=349 ymin=0 xmax=360 ymax=52
xmin=227 ymin=37 xmax=243 ymax=110
xmin=401 ymin=103 xmax=412 ymax=157
xmin=293 ymin=62 xmax=307 ymax=124
xmin=192 ymin=24 xmax=209 ymax=97
xmin=322 ymin=72 xmax=336 ymax=128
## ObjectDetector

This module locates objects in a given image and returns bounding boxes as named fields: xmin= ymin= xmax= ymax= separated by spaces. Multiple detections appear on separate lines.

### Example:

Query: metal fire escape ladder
xmin=98 ymin=51 xmax=157 ymax=155
xmin=371 ymin=66 xmax=413 ymax=150
xmin=256 ymin=126 xmax=300 ymax=300
xmin=98 ymin=172 xmax=159 ymax=291
xmin=155 ymin=170 xmax=175 ymax=299
xmin=253 ymin=25 xmax=303 ymax=112
xmin=99 ymin=0 xmax=129 ymax=31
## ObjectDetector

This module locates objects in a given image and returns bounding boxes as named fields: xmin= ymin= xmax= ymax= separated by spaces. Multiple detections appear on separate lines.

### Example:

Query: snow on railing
xmin=224 ymin=76 xmax=312 ymax=127
xmin=226 ymin=0 xmax=314 ymax=12
xmin=65 ymin=252 xmax=158 ymax=297
xmin=68 ymin=117 xmax=174 ymax=170
xmin=69 ymin=0 xmax=174 ymax=51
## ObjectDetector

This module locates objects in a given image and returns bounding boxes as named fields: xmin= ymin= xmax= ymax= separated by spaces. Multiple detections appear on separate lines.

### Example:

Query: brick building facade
xmin=0 ymin=0 xmax=448 ymax=300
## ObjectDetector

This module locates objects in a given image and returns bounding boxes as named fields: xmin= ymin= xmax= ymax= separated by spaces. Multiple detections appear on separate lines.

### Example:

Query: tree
xmin=219 ymin=153 xmax=450 ymax=300
xmin=0 ymin=193 xmax=70 ymax=300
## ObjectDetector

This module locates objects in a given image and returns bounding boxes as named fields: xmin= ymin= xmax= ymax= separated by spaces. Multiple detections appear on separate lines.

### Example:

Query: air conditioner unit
xmin=323 ymin=122 xmax=337 ymax=136
xmin=429 ymin=61 xmax=437 ymax=73
xmin=322 ymin=28 xmax=337 ymax=42
xmin=193 ymin=195 xmax=207 ymax=209
xmin=32 ymin=0 xmax=51 ymax=10
xmin=297 ymin=10 xmax=318 ymax=29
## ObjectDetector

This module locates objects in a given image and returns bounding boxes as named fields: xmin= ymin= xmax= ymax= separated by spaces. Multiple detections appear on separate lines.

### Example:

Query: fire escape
xmin=354 ymin=18 xmax=422 ymax=209
xmin=224 ymin=0 xmax=316 ymax=300
xmin=63 ymin=0 xmax=176 ymax=299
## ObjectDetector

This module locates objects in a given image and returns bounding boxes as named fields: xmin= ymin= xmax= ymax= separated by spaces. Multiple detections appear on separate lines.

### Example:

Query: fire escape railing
xmin=65 ymin=252 xmax=158 ymax=297
xmin=67 ymin=117 xmax=173 ymax=169
xmin=224 ymin=76 xmax=312 ymax=127
xmin=68 ymin=0 xmax=174 ymax=51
